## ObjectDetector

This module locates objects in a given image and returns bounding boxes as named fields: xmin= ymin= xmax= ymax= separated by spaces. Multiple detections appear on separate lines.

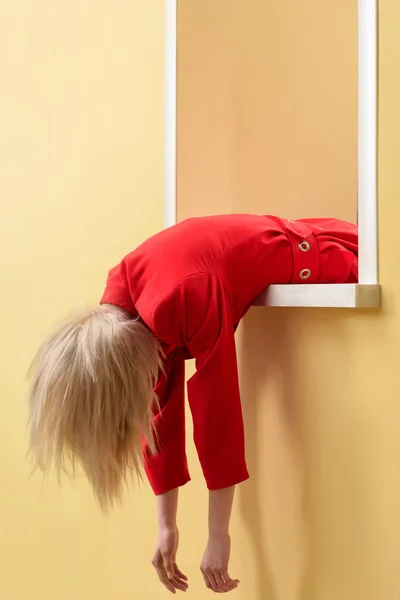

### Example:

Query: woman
xmin=28 ymin=213 xmax=358 ymax=594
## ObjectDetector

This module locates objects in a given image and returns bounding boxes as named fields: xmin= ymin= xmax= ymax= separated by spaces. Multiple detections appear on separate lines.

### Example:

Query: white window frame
xmin=164 ymin=0 xmax=380 ymax=308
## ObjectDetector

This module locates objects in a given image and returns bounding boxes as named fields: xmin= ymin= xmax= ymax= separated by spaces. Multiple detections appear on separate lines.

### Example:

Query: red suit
xmin=100 ymin=214 xmax=358 ymax=495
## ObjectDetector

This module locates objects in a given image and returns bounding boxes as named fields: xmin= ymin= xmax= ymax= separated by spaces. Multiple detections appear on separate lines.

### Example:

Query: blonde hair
xmin=28 ymin=304 xmax=162 ymax=512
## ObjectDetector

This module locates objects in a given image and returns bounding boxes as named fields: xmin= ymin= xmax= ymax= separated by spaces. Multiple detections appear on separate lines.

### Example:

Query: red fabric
xmin=100 ymin=214 xmax=358 ymax=495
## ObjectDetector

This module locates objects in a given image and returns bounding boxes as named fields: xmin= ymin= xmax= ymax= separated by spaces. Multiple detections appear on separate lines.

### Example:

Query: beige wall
xmin=177 ymin=2 xmax=400 ymax=600
xmin=177 ymin=0 xmax=358 ymax=221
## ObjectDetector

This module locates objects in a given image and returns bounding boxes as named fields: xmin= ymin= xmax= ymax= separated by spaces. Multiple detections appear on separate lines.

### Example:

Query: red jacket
xmin=100 ymin=214 xmax=358 ymax=495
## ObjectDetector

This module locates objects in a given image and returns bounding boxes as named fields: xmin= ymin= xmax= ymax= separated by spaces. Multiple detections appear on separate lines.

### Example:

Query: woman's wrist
xmin=208 ymin=486 xmax=235 ymax=538
xmin=208 ymin=524 xmax=230 ymax=537
xmin=158 ymin=519 xmax=178 ymax=531
xmin=156 ymin=488 xmax=179 ymax=530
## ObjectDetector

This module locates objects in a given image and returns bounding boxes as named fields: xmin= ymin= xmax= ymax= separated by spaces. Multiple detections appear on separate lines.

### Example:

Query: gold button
xmin=298 ymin=241 xmax=310 ymax=252
xmin=300 ymin=268 xmax=311 ymax=280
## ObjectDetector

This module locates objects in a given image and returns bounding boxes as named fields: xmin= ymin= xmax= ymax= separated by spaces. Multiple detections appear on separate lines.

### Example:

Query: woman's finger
xmin=157 ymin=569 xmax=176 ymax=594
xmin=165 ymin=559 xmax=188 ymax=592
xmin=172 ymin=573 xmax=188 ymax=591
xmin=170 ymin=577 xmax=186 ymax=591
xmin=163 ymin=554 xmax=176 ymax=581
xmin=221 ymin=570 xmax=240 ymax=590
xmin=171 ymin=577 xmax=188 ymax=592
xmin=205 ymin=569 xmax=221 ymax=593
xmin=213 ymin=572 xmax=231 ymax=593
xmin=174 ymin=563 xmax=188 ymax=581
xmin=201 ymin=570 xmax=214 ymax=591
xmin=152 ymin=556 xmax=176 ymax=594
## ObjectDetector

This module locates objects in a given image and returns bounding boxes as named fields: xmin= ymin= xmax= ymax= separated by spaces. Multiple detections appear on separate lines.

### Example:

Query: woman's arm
xmin=151 ymin=276 xmax=247 ymax=593
xmin=200 ymin=486 xmax=240 ymax=593
xmin=152 ymin=488 xmax=188 ymax=594
xmin=143 ymin=356 xmax=190 ymax=495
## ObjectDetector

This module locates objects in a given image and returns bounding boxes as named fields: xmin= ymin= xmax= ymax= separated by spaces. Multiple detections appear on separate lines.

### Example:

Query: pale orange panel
xmin=177 ymin=0 xmax=357 ymax=223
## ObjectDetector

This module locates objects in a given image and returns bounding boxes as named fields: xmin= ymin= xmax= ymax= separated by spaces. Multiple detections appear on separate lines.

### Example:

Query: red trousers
xmin=276 ymin=217 xmax=358 ymax=284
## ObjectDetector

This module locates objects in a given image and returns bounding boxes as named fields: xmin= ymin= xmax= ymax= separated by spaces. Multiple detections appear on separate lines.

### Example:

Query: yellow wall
xmin=177 ymin=1 xmax=400 ymax=600
xmin=1 ymin=1 xmax=400 ymax=600
xmin=0 ymin=2 xmax=166 ymax=599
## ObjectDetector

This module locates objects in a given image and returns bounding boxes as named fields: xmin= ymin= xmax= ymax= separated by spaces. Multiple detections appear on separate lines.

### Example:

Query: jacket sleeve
xmin=151 ymin=273 xmax=249 ymax=491
xmin=142 ymin=353 xmax=190 ymax=495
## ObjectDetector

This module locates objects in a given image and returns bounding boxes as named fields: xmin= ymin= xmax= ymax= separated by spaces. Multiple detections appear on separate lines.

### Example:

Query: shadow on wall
xmin=236 ymin=307 xmax=379 ymax=600
xmin=237 ymin=307 xmax=309 ymax=600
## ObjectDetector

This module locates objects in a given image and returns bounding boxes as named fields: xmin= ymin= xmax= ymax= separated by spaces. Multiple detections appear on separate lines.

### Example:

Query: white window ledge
xmin=253 ymin=284 xmax=381 ymax=308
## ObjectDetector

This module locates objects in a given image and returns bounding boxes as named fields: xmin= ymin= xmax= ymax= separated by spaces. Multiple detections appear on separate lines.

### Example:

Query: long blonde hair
xmin=28 ymin=304 xmax=162 ymax=512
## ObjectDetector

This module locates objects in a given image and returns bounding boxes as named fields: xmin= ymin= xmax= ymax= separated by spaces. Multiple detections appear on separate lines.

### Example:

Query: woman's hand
xmin=200 ymin=532 xmax=239 ymax=593
xmin=152 ymin=525 xmax=188 ymax=594
xmin=201 ymin=486 xmax=239 ymax=592
xmin=153 ymin=489 xmax=188 ymax=593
